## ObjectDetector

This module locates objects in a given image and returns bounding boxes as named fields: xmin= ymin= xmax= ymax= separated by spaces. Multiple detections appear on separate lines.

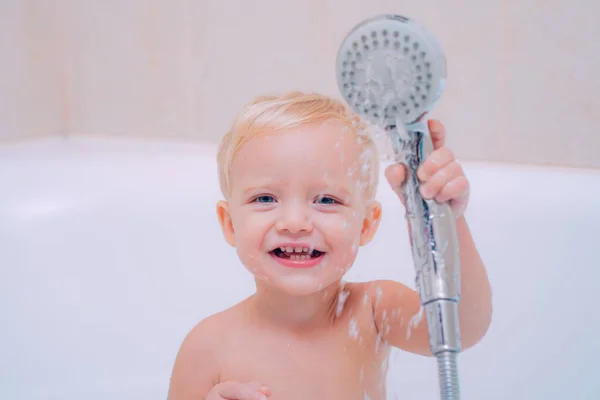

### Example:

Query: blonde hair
xmin=217 ymin=91 xmax=380 ymax=199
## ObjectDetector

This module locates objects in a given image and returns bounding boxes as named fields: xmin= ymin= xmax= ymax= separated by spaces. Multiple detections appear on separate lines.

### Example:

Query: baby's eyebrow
xmin=314 ymin=182 xmax=352 ymax=198
xmin=240 ymin=180 xmax=354 ymax=198
xmin=242 ymin=186 xmax=265 ymax=195
xmin=241 ymin=181 xmax=277 ymax=195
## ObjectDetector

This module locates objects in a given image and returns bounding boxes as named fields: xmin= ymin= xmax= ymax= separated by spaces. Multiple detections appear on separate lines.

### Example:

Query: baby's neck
xmin=251 ymin=280 xmax=346 ymax=332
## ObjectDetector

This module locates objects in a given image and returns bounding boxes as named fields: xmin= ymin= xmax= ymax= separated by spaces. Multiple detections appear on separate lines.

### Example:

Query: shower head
xmin=335 ymin=14 xmax=446 ymax=128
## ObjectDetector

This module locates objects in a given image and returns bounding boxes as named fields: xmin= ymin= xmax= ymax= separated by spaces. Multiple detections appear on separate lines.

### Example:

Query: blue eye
xmin=254 ymin=195 xmax=275 ymax=203
xmin=317 ymin=196 xmax=339 ymax=205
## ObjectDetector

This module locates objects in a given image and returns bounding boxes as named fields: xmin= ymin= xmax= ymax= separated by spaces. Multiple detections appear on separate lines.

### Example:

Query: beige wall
xmin=1 ymin=0 xmax=599 ymax=169
xmin=0 ymin=0 xmax=66 ymax=142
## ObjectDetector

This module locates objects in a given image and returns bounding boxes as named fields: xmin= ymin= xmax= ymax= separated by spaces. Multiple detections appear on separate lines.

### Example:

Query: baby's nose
xmin=276 ymin=204 xmax=313 ymax=233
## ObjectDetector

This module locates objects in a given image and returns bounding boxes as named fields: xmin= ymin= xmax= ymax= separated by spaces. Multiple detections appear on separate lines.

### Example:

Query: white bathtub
xmin=1 ymin=136 xmax=599 ymax=400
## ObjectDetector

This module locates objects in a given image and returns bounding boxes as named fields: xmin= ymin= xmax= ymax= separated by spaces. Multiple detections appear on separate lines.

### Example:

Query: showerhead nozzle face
xmin=336 ymin=15 xmax=447 ymax=127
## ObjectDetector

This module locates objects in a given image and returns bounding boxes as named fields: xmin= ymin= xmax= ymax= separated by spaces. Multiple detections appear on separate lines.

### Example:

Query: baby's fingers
xmin=417 ymin=147 xmax=455 ymax=182
xmin=384 ymin=163 xmax=409 ymax=205
xmin=419 ymin=161 xmax=464 ymax=200
xmin=427 ymin=119 xmax=447 ymax=149
xmin=385 ymin=164 xmax=407 ymax=189
xmin=215 ymin=381 xmax=270 ymax=400
xmin=258 ymin=385 xmax=271 ymax=397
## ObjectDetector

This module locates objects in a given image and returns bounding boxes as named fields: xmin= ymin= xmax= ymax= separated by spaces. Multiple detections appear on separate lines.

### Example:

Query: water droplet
xmin=348 ymin=317 xmax=360 ymax=339
xmin=336 ymin=289 xmax=350 ymax=317
xmin=361 ymin=161 xmax=370 ymax=175
xmin=406 ymin=306 xmax=424 ymax=339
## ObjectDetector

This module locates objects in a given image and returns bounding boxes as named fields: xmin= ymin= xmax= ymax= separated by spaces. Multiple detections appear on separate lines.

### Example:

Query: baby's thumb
xmin=247 ymin=381 xmax=271 ymax=397
xmin=385 ymin=163 xmax=408 ymax=203
xmin=214 ymin=381 xmax=269 ymax=400
xmin=259 ymin=386 xmax=271 ymax=397
xmin=385 ymin=163 xmax=407 ymax=187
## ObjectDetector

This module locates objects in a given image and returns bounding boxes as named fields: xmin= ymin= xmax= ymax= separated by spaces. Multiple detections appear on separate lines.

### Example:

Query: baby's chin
xmin=257 ymin=273 xmax=343 ymax=297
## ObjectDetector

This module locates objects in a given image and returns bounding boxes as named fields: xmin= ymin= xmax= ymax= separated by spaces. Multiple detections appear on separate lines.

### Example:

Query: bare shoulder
xmin=168 ymin=300 xmax=250 ymax=400
xmin=339 ymin=281 xmax=379 ymax=320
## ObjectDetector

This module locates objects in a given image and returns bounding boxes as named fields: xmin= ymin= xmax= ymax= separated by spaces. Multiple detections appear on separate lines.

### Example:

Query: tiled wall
xmin=1 ymin=0 xmax=599 ymax=168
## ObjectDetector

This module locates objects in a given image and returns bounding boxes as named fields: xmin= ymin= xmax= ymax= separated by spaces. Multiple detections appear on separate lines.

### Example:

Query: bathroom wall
xmin=0 ymin=0 xmax=66 ymax=142
xmin=1 ymin=0 xmax=599 ymax=169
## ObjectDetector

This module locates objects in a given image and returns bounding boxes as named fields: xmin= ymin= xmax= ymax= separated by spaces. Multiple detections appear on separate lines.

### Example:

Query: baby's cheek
xmin=233 ymin=215 xmax=267 ymax=248
xmin=324 ymin=215 xmax=351 ymax=236
xmin=327 ymin=215 xmax=362 ymax=247
xmin=240 ymin=212 xmax=271 ymax=230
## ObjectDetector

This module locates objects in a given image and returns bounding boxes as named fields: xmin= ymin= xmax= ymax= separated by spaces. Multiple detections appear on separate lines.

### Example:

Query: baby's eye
xmin=254 ymin=195 xmax=275 ymax=203
xmin=316 ymin=196 xmax=339 ymax=205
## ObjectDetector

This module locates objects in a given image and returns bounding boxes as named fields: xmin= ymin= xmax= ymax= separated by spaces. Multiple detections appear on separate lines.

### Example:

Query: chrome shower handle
xmin=387 ymin=120 xmax=462 ymax=356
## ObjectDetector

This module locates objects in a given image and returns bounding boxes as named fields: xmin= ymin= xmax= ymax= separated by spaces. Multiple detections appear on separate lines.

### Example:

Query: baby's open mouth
xmin=271 ymin=247 xmax=325 ymax=261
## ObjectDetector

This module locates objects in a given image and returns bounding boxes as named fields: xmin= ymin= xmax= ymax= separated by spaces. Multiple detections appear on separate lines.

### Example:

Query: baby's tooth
xmin=303 ymin=247 xmax=309 ymax=252
xmin=294 ymin=247 xmax=303 ymax=253
xmin=286 ymin=247 xmax=293 ymax=252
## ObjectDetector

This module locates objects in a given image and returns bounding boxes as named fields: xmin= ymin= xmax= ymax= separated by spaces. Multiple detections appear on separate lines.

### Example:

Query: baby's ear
xmin=359 ymin=200 xmax=382 ymax=246
xmin=216 ymin=200 xmax=235 ymax=247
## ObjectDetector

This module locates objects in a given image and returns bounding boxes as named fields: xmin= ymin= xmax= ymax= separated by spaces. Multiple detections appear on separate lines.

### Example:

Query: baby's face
xmin=217 ymin=120 xmax=381 ymax=296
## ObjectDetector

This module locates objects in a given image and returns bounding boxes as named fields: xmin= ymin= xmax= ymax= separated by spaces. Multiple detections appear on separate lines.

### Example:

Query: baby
xmin=168 ymin=92 xmax=492 ymax=400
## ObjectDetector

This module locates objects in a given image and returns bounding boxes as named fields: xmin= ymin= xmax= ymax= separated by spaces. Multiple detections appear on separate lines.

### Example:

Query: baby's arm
xmin=366 ymin=279 xmax=431 ymax=356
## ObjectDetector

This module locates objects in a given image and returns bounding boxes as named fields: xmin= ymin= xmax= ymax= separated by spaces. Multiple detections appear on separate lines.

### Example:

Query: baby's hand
xmin=207 ymin=381 xmax=271 ymax=400
xmin=384 ymin=119 xmax=470 ymax=219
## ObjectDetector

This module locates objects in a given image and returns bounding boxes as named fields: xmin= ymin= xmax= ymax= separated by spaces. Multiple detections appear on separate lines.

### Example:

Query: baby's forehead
xmin=229 ymin=119 xmax=376 ymax=188
xmin=304 ymin=119 xmax=370 ymax=151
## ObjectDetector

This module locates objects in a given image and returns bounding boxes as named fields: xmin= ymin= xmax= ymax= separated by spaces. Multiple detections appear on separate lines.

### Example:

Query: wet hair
xmin=217 ymin=91 xmax=380 ymax=199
